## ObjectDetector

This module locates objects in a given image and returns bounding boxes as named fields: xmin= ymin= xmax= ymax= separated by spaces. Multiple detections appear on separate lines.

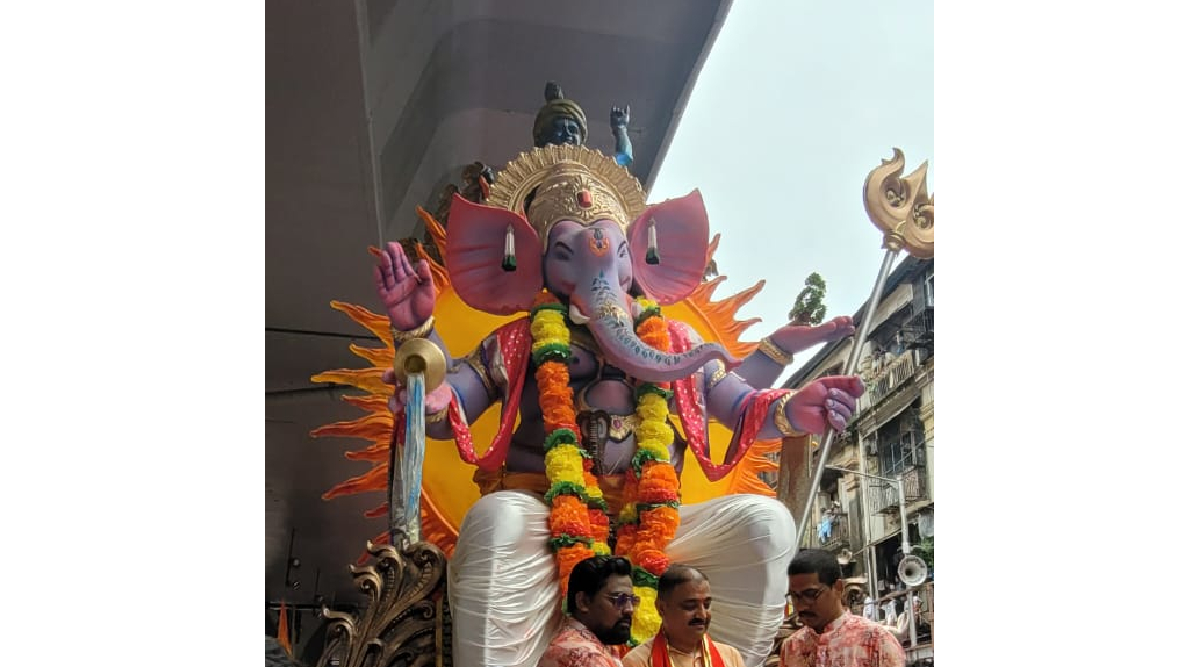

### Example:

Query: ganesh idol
xmin=372 ymin=144 xmax=863 ymax=667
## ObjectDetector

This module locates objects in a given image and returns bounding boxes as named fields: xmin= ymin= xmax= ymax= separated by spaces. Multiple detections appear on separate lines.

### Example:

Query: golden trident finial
xmin=863 ymin=148 xmax=935 ymax=258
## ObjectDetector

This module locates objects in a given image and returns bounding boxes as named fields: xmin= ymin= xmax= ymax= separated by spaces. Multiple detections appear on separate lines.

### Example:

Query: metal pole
xmin=854 ymin=431 xmax=878 ymax=606
xmin=796 ymin=248 xmax=900 ymax=549
xmin=896 ymin=477 xmax=918 ymax=647
xmin=907 ymin=588 xmax=918 ymax=647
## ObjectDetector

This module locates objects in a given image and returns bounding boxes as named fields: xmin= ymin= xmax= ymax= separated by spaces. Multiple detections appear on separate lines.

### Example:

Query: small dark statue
xmin=433 ymin=81 xmax=636 ymax=235
xmin=533 ymin=81 xmax=633 ymax=166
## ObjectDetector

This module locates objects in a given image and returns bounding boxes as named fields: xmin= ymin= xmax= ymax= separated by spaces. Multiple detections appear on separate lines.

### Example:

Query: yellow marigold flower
xmin=635 ymin=421 xmax=674 ymax=454
xmin=531 ymin=309 xmax=570 ymax=347
xmin=584 ymin=484 xmax=605 ymax=505
xmin=630 ymin=586 xmax=661 ymax=643
xmin=636 ymin=394 xmax=670 ymax=423
xmin=545 ymin=444 xmax=585 ymax=486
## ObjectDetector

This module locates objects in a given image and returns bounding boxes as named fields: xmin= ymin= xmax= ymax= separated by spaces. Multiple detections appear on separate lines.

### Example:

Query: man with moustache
xmin=622 ymin=565 xmax=745 ymax=667
xmin=780 ymin=550 xmax=904 ymax=667
xmin=540 ymin=556 xmax=638 ymax=667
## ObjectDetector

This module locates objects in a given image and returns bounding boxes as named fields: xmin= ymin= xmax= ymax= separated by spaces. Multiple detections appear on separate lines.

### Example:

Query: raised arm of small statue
xmin=611 ymin=104 xmax=633 ymax=167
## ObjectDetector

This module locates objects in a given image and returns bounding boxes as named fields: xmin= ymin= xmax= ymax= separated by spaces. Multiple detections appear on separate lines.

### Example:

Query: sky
xmin=649 ymin=0 xmax=934 ymax=378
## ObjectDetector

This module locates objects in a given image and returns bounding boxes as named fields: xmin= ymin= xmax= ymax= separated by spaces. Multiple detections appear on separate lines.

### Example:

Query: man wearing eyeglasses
xmin=779 ymin=550 xmax=904 ymax=667
xmin=620 ymin=565 xmax=746 ymax=667
xmin=540 ymin=556 xmax=639 ymax=667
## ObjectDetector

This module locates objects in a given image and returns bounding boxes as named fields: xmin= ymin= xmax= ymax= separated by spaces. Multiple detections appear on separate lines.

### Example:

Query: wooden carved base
xmin=318 ymin=541 xmax=451 ymax=667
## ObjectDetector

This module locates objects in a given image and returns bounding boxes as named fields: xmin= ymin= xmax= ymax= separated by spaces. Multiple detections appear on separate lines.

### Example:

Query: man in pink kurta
xmin=539 ymin=556 xmax=637 ymax=667
xmin=779 ymin=551 xmax=904 ymax=667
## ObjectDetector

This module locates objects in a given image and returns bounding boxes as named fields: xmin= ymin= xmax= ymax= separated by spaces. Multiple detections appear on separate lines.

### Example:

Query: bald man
xmin=623 ymin=565 xmax=746 ymax=667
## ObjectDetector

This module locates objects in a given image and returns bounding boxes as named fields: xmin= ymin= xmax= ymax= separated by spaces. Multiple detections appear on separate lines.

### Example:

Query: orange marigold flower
xmin=557 ymin=543 xmax=595 ymax=595
xmin=635 ymin=549 xmax=670 ymax=576
xmin=615 ymin=524 xmax=638 ymax=556
xmin=536 ymin=364 xmax=578 ymax=432
xmin=635 ymin=316 xmax=670 ymax=351
xmin=588 ymin=509 xmax=610 ymax=541
xmin=638 ymin=480 xmax=678 ymax=494
xmin=550 ymin=496 xmax=592 ymax=536
xmin=638 ymin=487 xmax=679 ymax=504
xmin=554 ymin=522 xmax=590 ymax=536
xmin=553 ymin=494 xmax=589 ymax=512
xmin=640 ymin=506 xmax=681 ymax=534
xmin=640 ymin=463 xmax=680 ymax=484
xmin=544 ymin=408 xmax=577 ymax=432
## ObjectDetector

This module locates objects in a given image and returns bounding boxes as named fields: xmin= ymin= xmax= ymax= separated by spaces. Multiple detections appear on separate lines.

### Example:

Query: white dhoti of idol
xmin=447 ymin=491 xmax=797 ymax=667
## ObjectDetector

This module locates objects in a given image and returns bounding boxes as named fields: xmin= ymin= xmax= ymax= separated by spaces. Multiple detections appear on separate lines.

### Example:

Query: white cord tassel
xmin=646 ymin=218 xmax=660 ymax=265
xmin=502 ymin=224 xmax=516 ymax=271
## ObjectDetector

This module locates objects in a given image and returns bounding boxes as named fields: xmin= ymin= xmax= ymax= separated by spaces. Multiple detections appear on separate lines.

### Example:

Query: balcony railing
xmin=871 ymin=481 xmax=900 ymax=515
xmin=816 ymin=511 xmax=850 ymax=549
xmin=868 ymin=350 xmax=917 ymax=405
xmin=869 ymin=464 xmax=930 ymax=515
xmin=852 ymin=349 xmax=920 ymax=417
xmin=900 ymin=464 xmax=930 ymax=503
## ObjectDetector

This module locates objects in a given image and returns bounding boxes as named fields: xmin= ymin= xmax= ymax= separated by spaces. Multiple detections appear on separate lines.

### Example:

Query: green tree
xmin=788 ymin=272 xmax=828 ymax=326
xmin=914 ymin=537 xmax=934 ymax=568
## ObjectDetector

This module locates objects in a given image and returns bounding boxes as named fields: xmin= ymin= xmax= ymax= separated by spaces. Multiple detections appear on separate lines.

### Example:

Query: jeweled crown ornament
xmin=487 ymin=144 xmax=647 ymax=250
xmin=526 ymin=160 xmax=629 ymax=234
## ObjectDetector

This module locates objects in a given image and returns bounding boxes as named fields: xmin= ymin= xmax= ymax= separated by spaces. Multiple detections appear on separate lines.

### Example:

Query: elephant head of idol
xmin=442 ymin=144 xmax=736 ymax=383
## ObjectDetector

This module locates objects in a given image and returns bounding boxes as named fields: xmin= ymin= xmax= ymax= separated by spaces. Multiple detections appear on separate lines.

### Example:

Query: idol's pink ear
xmin=445 ymin=195 xmax=543 ymax=315
xmin=627 ymin=189 xmax=710 ymax=305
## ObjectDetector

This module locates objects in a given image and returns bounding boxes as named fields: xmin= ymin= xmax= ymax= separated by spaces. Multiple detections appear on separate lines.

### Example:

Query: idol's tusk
xmin=568 ymin=303 xmax=591 ymax=324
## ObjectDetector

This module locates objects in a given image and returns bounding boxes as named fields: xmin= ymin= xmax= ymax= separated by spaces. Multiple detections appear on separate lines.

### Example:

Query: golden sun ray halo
xmin=309 ymin=210 xmax=782 ymax=558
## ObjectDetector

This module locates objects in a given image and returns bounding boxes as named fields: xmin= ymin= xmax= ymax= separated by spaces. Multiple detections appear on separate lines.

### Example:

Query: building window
xmin=877 ymin=408 xmax=926 ymax=477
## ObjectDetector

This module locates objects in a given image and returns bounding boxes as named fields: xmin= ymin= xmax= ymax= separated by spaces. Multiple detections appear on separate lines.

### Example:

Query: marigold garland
xmin=533 ymin=293 xmax=605 ymax=598
xmin=531 ymin=292 xmax=682 ymax=646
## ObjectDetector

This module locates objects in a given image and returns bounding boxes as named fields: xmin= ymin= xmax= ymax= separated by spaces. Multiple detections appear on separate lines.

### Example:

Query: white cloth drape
xmin=448 ymin=491 xmax=561 ymax=667
xmin=448 ymin=491 xmax=796 ymax=667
